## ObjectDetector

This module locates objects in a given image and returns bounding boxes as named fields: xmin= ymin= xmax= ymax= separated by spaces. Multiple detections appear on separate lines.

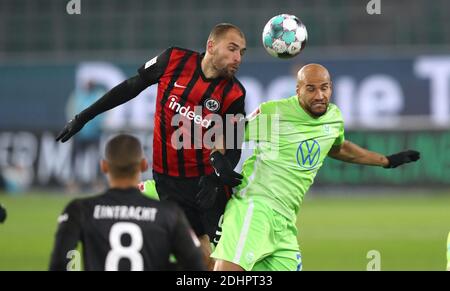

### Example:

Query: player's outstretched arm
xmin=56 ymin=48 xmax=171 ymax=143
xmin=56 ymin=74 xmax=150 ymax=142
xmin=328 ymin=140 xmax=420 ymax=168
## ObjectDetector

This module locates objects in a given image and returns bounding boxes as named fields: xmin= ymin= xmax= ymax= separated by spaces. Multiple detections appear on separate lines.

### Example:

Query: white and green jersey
xmin=235 ymin=95 xmax=345 ymax=221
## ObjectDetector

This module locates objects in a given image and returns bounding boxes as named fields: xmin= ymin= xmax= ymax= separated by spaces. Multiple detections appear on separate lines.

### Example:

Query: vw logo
xmin=296 ymin=139 xmax=320 ymax=169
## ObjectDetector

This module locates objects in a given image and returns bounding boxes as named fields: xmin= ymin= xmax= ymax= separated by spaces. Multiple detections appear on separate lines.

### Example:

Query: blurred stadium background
xmin=0 ymin=0 xmax=449 ymax=270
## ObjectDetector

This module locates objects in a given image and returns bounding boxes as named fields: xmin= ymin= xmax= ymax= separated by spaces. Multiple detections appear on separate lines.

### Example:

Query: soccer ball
xmin=262 ymin=14 xmax=308 ymax=59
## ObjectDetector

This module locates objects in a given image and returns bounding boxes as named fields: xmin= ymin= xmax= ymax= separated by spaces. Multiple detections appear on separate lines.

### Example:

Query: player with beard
xmin=56 ymin=23 xmax=247 ymax=268
xmin=212 ymin=64 xmax=420 ymax=271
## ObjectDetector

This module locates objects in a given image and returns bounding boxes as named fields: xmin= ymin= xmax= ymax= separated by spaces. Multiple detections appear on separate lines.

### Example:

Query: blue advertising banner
xmin=1 ymin=55 xmax=450 ymax=130
xmin=0 ymin=55 xmax=449 ymax=189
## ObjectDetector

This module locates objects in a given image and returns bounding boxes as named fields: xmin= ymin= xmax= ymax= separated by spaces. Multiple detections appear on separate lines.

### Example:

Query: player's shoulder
xmin=230 ymin=76 xmax=246 ymax=97
xmin=63 ymin=198 xmax=82 ymax=213
xmin=326 ymin=103 xmax=344 ymax=119
xmin=167 ymin=46 xmax=200 ymax=57
xmin=132 ymin=194 xmax=179 ymax=215
xmin=328 ymin=102 xmax=340 ymax=110
xmin=66 ymin=188 xmax=143 ymax=206
xmin=60 ymin=194 xmax=99 ymax=218
xmin=134 ymin=183 xmax=181 ymax=214
xmin=142 ymin=47 xmax=198 ymax=69
xmin=69 ymin=189 xmax=178 ymax=213
xmin=149 ymin=199 xmax=185 ymax=224
xmin=64 ymin=192 xmax=108 ymax=210
xmin=152 ymin=199 xmax=182 ymax=213
xmin=220 ymin=77 xmax=246 ymax=113
xmin=258 ymin=97 xmax=291 ymax=114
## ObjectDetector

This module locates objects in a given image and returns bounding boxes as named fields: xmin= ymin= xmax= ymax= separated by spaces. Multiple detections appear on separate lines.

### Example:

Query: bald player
xmin=211 ymin=64 xmax=420 ymax=271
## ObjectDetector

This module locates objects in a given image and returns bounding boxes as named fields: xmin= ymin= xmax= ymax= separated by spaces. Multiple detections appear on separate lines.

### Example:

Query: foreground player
xmin=212 ymin=64 xmax=420 ymax=271
xmin=56 ymin=24 xmax=247 ymax=265
xmin=49 ymin=134 xmax=205 ymax=271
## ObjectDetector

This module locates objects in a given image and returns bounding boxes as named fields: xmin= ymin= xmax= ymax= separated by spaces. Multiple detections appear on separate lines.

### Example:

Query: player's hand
xmin=195 ymin=175 xmax=221 ymax=210
xmin=0 ymin=204 xmax=7 ymax=223
xmin=55 ymin=115 xmax=86 ymax=142
xmin=210 ymin=151 xmax=243 ymax=187
xmin=384 ymin=150 xmax=420 ymax=168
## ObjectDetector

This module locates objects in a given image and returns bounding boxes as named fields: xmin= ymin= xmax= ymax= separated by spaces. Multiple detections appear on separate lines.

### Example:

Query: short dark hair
xmin=104 ymin=134 xmax=143 ymax=179
xmin=208 ymin=23 xmax=245 ymax=42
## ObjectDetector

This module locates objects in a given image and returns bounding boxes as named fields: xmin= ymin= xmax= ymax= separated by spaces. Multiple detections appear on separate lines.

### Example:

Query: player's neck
xmin=201 ymin=55 xmax=220 ymax=79
xmin=298 ymin=98 xmax=320 ymax=119
xmin=108 ymin=176 xmax=140 ymax=190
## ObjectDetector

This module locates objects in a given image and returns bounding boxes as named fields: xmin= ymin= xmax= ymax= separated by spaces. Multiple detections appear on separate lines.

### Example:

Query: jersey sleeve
xmin=333 ymin=122 xmax=345 ymax=146
xmin=170 ymin=206 xmax=206 ymax=271
xmin=48 ymin=200 xmax=83 ymax=271
xmin=224 ymin=95 xmax=246 ymax=116
xmin=222 ymin=96 xmax=246 ymax=167
xmin=137 ymin=47 xmax=172 ymax=85
xmin=332 ymin=107 xmax=345 ymax=147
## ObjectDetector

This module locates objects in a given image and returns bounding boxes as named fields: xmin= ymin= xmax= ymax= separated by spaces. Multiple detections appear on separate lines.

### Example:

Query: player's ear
xmin=206 ymin=40 xmax=215 ymax=54
xmin=327 ymin=81 xmax=333 ymax=100
xmin=140 ymin=158 xmax=148 ymax=172
xmin=100 ymin=159 xmax=109 ymax=174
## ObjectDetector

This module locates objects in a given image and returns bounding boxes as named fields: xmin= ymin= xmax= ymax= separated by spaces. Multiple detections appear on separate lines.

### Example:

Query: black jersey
xmin=49 ymin=188 xmax=205 ymax=271
xmin=138 ymin=47 xmax=246 ymax=178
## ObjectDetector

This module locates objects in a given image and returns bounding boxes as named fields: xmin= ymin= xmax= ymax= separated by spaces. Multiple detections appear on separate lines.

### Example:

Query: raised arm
xmin=56 ymin=48 xmax=172 ymax=142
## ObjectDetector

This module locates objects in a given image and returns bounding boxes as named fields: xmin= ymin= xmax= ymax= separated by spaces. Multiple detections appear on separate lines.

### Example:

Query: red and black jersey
xmin=138 ymin=47 xmax=246 ymax=178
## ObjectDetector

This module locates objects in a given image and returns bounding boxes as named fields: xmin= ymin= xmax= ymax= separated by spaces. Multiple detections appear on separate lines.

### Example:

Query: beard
xmin=219 ymin=67 xmax=234 ymax=78
xmin=307 ymin=102 xmax=328 ymax=117
xmin=212 ymin=60 xmax=237 ymax=79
